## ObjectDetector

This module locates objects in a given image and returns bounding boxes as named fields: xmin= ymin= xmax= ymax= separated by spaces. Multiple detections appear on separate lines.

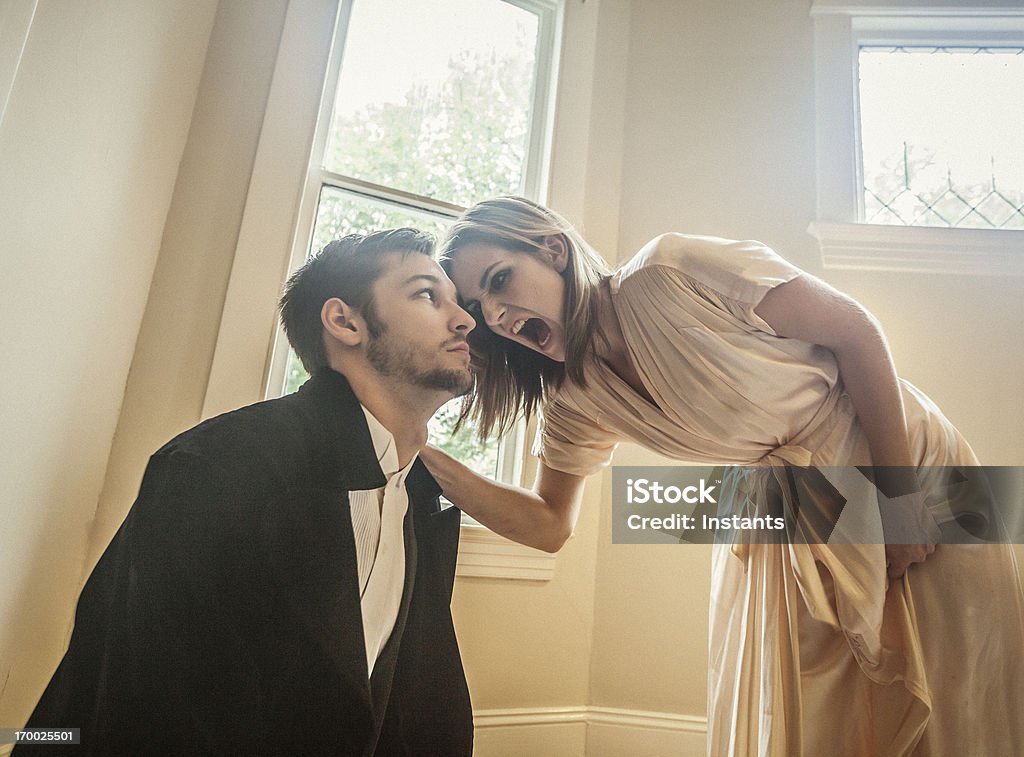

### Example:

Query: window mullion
xmin=514 ymin=0 xmax=561 ymax=202
xmin=307 ymin=0 xmax=356 ymax=173
xmin=313 ymin=169 xmax=467 ymax=220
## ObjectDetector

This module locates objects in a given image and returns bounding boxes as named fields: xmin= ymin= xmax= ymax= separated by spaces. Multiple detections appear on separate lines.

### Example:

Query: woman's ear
xmin=542 ymin=234 xmax=569 ymax=273
xmin=321 ymin=298 xmax=363 ymax=348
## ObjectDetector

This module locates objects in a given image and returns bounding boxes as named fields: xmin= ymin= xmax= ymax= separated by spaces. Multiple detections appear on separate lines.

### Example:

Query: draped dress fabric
xmin=533 ymin=233 xmax=1024 ymax=756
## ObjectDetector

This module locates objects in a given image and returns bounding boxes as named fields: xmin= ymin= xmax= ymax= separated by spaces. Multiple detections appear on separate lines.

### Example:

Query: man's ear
xmin=321 ymin=297 xmax=364 ymax=348
xmin=542 ymin=234 xmax=569 ymax=273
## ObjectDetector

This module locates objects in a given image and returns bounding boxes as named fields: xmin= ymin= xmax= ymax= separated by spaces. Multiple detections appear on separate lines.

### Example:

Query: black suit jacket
xmin=16 ymin=369 xmax=473 ymax=756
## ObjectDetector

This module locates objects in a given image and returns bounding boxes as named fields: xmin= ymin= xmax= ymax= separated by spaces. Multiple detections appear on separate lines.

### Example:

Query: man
xmin=17 ymin=229 xmax=476 ymax=755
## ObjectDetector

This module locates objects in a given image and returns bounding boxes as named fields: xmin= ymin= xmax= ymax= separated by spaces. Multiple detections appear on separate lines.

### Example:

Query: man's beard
xmin=366 ymin=327 xmax=472 ymax=396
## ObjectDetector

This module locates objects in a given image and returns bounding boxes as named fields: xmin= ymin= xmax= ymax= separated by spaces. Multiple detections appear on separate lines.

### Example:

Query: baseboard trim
xmin=474 ymin=704 xmax=707 ymax=732
xmin=475 ymin=705 xmax=590 ymax=728
xmin=474 ymin=706 xmax=707 ymax=757
xmin=587 ymin=706 xmax=707 ymax=733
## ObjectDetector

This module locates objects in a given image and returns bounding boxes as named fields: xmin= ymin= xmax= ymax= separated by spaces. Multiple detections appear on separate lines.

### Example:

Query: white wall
xmin=94 ymin=0 xmax=289 ymax=566
xmin=0 ymin=0 xmax=217 ymax=730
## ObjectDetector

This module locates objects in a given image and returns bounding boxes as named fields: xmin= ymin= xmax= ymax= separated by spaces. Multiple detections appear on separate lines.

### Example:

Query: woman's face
xmin=449 ymin=241 xmax=568 ymax=362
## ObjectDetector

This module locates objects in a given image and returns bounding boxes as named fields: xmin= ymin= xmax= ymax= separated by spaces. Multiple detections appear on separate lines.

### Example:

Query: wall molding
xmin=475 ymin=705 xmax=591 ymax=728
xmin=586 ymin=706 xmax=707 ymax=734
xmin=474 ymin=705 xmax=707 ymax=757
xmin=457 ymin=524 xmax=556 ymax=581
xmin=809 ymin=221 xmax=1024 ymax=276
xmin=811 ymin=2 xmax=1024 ymax=16
xmin=474 ymin=704 xmax=707 ymax=732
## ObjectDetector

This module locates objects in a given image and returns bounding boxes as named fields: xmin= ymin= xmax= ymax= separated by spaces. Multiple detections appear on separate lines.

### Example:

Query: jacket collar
xmin=295 ymin=368 xmax=388 ymax=492
xmin=294 ymin=368 xmax=442 ymax=506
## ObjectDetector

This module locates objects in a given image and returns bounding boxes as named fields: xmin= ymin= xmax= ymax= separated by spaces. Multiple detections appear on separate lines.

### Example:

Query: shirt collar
xmin=360 ymin=404 xmax=416 ymax=487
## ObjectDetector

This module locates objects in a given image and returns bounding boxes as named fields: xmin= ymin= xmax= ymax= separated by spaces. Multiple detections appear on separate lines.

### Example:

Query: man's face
xmin=364 ymin=252 xmax=475 ymax=396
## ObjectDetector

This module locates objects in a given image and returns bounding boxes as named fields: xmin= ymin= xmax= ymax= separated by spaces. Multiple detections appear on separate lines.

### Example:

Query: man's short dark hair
xmin=279 ymin=228 xmax=436 ymax=372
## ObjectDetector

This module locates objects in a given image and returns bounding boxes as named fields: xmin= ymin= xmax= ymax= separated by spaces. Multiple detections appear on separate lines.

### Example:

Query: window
xmin=860 ymin=45 xmax=1024 ymax=229
xmin=265 ymin=0 xmax=559 ymax=489
xmin=204 ymin=0 xmax=562 ymax=580
xmin=808 ymin=5 xmax=1024 ymax=275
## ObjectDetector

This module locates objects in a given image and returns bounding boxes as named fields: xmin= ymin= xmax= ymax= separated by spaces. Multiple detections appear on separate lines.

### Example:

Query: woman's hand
xmin=885 ymin=543 xmax=936 ymax=579
xmin=419 ymin=444 xmax=586 ymax=553
xmin=880 ymin=489 xmax=941 ymax=579
xmin=755 ymin=275 xmax=940 ymax=580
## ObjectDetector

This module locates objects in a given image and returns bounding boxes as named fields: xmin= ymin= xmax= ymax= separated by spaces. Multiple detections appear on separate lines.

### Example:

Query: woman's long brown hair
xmin=439 ymin=197 xmax=612 ymax=440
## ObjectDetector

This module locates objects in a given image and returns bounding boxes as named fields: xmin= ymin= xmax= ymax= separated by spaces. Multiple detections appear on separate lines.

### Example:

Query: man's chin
xmin=450 ymin=372 xmax=474 ymax=397
xmin=417 ymin=368 xmax=474 ymax=396
xmin=451 ymin=377 xmax=473 ymax=398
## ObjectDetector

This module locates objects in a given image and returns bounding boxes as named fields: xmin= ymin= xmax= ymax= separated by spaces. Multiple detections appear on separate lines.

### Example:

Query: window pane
xmin=324 ymin=0 xmax=540 ymax=207
xmin=428 ymin=402 xmax=500 ymax=480
xmin=859 ymin=46 xmax=1024 ymax=229
xmin=311 ymin=186 xmax=450 ymax=254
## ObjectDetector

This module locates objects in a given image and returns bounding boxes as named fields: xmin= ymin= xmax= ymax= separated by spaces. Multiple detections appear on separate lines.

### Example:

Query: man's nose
xmin=452 ymin=302 xmax=476 ymax=333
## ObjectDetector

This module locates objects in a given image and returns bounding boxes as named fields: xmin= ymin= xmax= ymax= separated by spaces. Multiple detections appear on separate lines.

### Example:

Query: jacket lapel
xmin=366 ymin=463 xmax=443 ymax=731
xmin=270 ymin=483 xmax=374 ymax=717
xmin=366 ymin=494 xmax=417 ymax=726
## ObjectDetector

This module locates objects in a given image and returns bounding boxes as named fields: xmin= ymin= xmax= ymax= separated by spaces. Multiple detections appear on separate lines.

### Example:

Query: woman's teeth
xmin=511 ymin=317 xmax=552 ymax=349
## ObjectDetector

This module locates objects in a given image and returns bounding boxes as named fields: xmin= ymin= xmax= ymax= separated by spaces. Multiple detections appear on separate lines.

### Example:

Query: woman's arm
xmin=754 ymin=273 xmax=937 ymax=578
xmin=419 ymin=445 xmax=587 ymax=553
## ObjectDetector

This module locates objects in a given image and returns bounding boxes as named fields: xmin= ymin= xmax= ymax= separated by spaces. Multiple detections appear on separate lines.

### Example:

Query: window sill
xmin=456 ymin=523 xmax=556 ymax=581
xmin=808 ymin=221 xmax=1024 ymax=276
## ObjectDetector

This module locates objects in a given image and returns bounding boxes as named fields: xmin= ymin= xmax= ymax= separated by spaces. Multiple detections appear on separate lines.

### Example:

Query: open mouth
xmin=511 ymin=317 xmax=551 ymax=348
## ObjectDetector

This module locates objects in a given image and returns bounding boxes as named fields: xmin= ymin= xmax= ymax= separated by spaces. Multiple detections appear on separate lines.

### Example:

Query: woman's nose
xmin=481 ymin=298 xmax=505 ymax=328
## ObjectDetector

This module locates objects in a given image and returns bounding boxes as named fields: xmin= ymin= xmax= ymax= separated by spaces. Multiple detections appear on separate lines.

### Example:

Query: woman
xmin=422 ymin=196 xmax=1024 ymax=756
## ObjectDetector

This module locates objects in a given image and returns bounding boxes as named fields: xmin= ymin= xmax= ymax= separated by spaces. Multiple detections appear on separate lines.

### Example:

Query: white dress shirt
xmin=348 ymin=405 xmax=415 ymax=677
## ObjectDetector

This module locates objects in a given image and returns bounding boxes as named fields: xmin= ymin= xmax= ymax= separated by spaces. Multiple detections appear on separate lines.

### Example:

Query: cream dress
xmin=534 ymin=233 xmax=1024 ymax=756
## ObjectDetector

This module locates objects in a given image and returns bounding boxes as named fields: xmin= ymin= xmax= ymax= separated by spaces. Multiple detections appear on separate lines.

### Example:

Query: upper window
xmin=321 ymin=0 xmax=543 ymax=209
xmin=269 ymin=0 xmax=561 ymax=481
xmin=809 ymin=6 xmax=1024 ymax=274
xmin=859 ymin=45 xmax=1024 ymax=230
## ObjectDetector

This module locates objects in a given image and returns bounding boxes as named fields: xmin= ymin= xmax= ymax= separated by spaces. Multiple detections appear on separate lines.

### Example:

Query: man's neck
xmin=340 ymin=373 xmax=441 ymax=469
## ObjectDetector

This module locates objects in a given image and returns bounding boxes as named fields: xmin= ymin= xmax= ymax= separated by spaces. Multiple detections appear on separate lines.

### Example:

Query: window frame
xmin=808 ymin=3 xmax=1024 ymax=276
xmin=266 ymin=0 xmax=561 ymax=407
xmin=203 ymin=0 xmax=563 ymax=580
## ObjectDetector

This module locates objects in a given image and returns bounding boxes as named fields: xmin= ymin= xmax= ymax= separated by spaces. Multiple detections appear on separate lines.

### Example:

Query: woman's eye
xmin=490 ymin=269 xmax=509 ymax=292
xmin=416 ymin=289 xmax=437 ymax=302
